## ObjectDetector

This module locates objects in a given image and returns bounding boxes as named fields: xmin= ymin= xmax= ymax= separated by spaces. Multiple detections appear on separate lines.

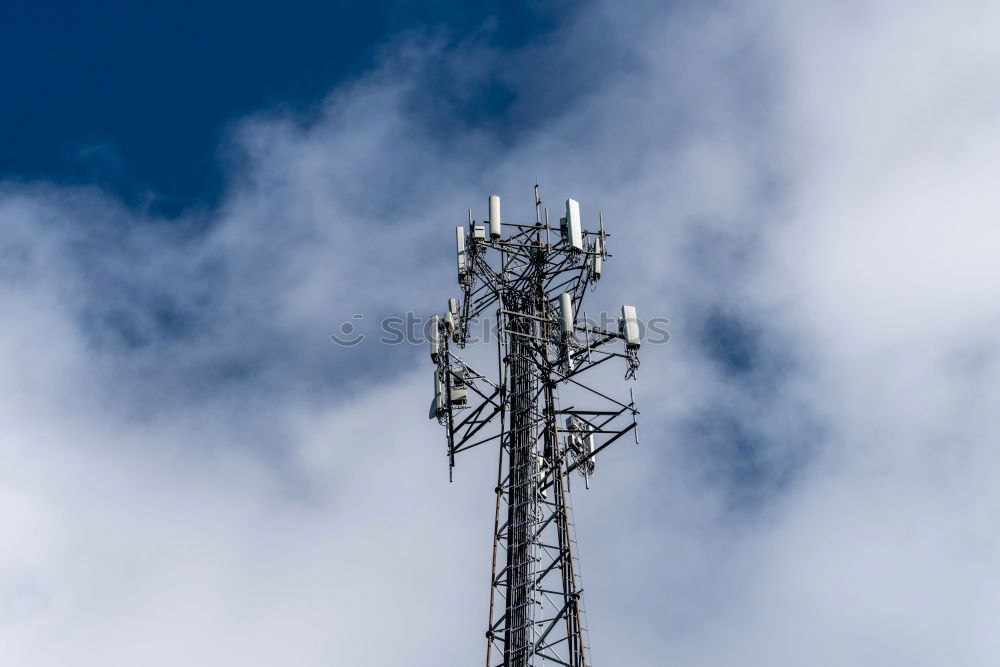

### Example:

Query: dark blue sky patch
xmin=680 ymin=305 xmax=817 ymax=509
xmin=395 ymin=2 xmax=652 ymax=155
xmin=683 ymin=402 xmax=815 ymax=512
xmin=700 ymin=309 xmax=758 ymax=376
xmin=695 ymin=304 xmax=802 ymax=400
xmin=79 ymin=290 xmax=201 ymax=352
xmin=0 ymin=1 xmax=564 ymax=216
xmin=86 ymin=308 xmax=150 ymax=350
xmin=687 ymin=408 xmax=772 ymax=501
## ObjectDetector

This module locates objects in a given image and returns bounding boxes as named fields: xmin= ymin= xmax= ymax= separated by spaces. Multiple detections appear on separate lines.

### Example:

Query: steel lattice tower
xmin=429 ymin=186 xmax=641 ymax=666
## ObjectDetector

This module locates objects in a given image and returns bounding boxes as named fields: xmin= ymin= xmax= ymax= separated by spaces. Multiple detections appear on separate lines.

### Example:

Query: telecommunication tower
xmin=428 ymin=186 xmax=641 ymax=666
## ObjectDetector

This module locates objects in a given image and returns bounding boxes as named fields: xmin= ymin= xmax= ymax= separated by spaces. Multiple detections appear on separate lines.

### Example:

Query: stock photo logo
xmin=329 ymin=313 xmax=670 ymax=348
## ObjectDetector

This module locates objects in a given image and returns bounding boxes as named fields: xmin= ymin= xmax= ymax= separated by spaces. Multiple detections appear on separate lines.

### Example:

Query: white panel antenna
xmin=559 ymin=292 xmax=574 ymax=336
xmin=429 ymin=369 xmax=444 ymax=419
xmin=621 ymin=305 xmax=640 ymax=348
xmin=565 ymin=198 xmax=583 ymax=250
xmin=456 ymin=226 xmax=467 ymax=279
xmin=429 ymin=315 xmax=441 ymax=362
xmin=489 ymin=194 xmax=502 ymax=239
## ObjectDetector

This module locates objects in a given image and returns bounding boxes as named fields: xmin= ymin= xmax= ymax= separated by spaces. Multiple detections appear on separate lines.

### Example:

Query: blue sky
xmin=2 ymin=1 xmax=1000 ymax=665
xmin=0 ymin=1 xmax=563 ymax=214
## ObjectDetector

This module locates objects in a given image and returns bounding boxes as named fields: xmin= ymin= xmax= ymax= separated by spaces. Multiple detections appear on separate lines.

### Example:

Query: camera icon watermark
xmin=329 ymin=313 xmax=366 ymax=347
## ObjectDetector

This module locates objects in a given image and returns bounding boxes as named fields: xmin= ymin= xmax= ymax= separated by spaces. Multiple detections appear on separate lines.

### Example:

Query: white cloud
xmin=1 ymin=1 xmax=999 ymax=664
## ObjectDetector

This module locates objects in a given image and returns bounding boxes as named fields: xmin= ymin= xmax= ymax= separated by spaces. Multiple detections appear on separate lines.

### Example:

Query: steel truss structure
xmin=429 ymin=186 xmax=640 ymax=666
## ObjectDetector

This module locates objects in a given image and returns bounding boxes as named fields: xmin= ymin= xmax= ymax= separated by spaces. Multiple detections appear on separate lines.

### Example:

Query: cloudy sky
xmin=2 ymin=0 xmax=999 ymax=664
